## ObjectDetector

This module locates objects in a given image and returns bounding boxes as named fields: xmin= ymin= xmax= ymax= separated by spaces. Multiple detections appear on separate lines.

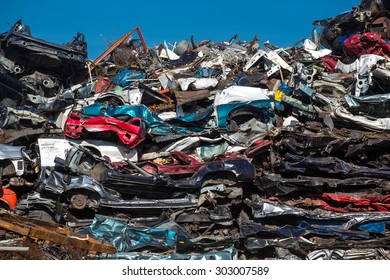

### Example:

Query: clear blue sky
xmin=2 ymin=0 xmax=359 ymax=59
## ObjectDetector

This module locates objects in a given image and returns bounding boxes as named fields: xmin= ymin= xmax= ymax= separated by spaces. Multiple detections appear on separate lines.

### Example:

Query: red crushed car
xmin=139 ymin=151 xmax=248 ymax=176
xmin=64 ymin=112 xmax=147 ymax=148
xmin=139 ymin=151 xmax=203 ymax=176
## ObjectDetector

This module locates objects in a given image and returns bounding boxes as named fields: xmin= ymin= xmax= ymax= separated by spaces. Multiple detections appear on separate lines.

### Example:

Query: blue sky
xmin=2 ymin=0 xmax=359 ymax=59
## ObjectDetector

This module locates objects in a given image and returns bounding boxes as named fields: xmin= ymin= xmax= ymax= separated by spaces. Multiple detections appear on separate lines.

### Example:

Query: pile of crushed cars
xmin=1 ymin=0 xmax=390 ymax=260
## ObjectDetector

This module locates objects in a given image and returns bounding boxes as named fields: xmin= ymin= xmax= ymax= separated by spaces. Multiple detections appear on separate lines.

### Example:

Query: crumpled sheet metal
xmin=246 ymin=196 xmax=390 ymax=227
xmin=332 ymin=106 xmax=390 ymax=131
xmin=274 ymin=153 xmax=390 ymax=179
xmin=222 ymin=118 xmax=272 ymax=147
xmin=307 ymin=248 xmax=390 ymax=260
xmin=216 ymin=100 xmax=275 ymax=129
xmin=84 ymin=215 xmax=189 ymax=252
xmin=0 ymin=20 xmax=87 ymax=97
xmin=89 ymin=246 xmax=237 ymax=260
xmin=112 ymin=69 xmax=146 ymax=87
xmin=335 ymin=54 xmax=385 ymax=75
xmin=302 ymin=192 xmax=390 ymax=212
xmin=38 ymin=169 xmax=109 ymax=198
xmin=343 ymin=33 xmax=390 ymax=58
xmin=240 ymin=221 xmax=371 ymax=240
xmin=256 ymin=174 xmax=390 ymax=196
xmin=245 ymin=235 xmax=390 ymax=256
xmin=0 ymin=106 xmax=47 ymax=128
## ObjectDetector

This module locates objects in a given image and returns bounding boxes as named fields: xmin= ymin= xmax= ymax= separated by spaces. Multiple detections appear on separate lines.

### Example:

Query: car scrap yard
xmin=1 ymin=0 xmax=390 ymax=261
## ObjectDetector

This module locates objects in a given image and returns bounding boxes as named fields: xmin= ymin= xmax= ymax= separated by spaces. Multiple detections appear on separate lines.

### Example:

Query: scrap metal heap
xmin=1 ymin=0 xmax=390 ymax=260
